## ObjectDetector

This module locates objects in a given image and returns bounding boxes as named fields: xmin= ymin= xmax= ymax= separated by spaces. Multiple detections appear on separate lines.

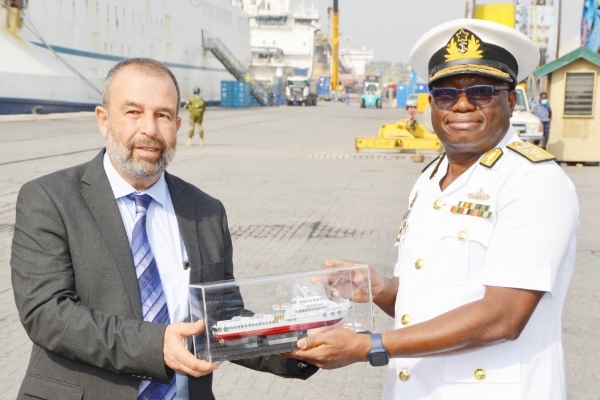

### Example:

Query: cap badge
xmin=445 ymin=29 xmax=483 ymax=62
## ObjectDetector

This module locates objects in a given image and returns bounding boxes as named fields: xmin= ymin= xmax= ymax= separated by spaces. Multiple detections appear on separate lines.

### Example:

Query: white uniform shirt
xmin=103 ymin=154 xmax=191 ymax=400
xmin=384 ymin=127 xmax=579 ymax=400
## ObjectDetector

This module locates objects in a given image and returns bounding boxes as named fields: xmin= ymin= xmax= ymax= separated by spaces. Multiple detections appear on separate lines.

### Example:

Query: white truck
xmin=511 ymin=86 xmax=545 ymax=147
xmin=285 ymin=77 xmax=318 ymax=106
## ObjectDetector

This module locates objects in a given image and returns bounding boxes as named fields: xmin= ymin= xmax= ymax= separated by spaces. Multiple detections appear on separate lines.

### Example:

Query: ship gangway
xmin=203 ymin=37 xmax=268 ymax=106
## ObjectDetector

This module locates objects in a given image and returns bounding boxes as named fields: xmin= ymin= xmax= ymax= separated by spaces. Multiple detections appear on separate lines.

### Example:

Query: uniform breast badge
xmin=479 ymin=148 xmax=503 ymax=168
xmin=397 ymin=192 xmax=419 ymax=242
xmin=450 ymin=201 xmax=493 ymax=218
xmin=467 ymin=188 xmax=490 ymax=201
xmin=507 ymin=142 xmax=556 ymax=163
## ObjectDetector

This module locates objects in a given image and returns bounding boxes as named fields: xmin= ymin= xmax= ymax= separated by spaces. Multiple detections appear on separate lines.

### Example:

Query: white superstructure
xmin=340 ymin=40 xmax=374 ymax=77
xmin=211 ymin=293 xmax=351 ymax=341
xmin=0 ymin=0 xmax=251 ymax=114
xmin=242 ymin=0 xmax=319 ymax=85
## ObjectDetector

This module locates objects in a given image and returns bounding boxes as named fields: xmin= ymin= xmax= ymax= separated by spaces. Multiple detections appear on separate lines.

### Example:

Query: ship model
xmin=211 ymin=288 xmax=352 ymax=343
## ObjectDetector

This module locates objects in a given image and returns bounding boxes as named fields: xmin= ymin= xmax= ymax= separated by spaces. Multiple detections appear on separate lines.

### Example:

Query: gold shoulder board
xmin=506 ymin=142 xmax=556 ymax=163
xmin=480 ymin=148 xmax=503 ymax=168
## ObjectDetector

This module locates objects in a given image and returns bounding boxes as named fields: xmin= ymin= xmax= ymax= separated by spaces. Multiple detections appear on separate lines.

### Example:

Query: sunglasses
xmin=430 ymin=85 xmax=509 ymax=110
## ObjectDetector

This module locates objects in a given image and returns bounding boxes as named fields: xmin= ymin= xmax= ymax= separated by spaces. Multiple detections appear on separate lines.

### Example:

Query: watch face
xmin=369 ymin=352 xmax=389 ymax=367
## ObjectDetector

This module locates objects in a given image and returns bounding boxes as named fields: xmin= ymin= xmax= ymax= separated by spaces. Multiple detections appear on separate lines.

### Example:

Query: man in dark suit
xmin=11 ymin=58 xmax=315 ymax=400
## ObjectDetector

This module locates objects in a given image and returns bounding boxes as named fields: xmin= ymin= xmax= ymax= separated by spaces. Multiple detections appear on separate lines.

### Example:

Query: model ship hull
xmin=213 ymin=317 xmax=343 ymax=342
xmin=211 ymin=291 xmax=352 ymax=343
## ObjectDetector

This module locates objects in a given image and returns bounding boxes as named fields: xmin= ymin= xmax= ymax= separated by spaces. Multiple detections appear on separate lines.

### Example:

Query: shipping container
xmin=318 ymin=76 xmax=331 ymax=97
xmin=413 ymin=83 xmax=429 ymax=94
xmin=221 ymin=81 xmax=250 ymax=108
xmin=396 ymin=85 xmax=411 ymax=108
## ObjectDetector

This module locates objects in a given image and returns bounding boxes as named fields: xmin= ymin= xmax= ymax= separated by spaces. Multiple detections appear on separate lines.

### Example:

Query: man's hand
xmin=312 ymin=259 xmax=386 ymax=303
xmin=313 ymin=259 xmax=398 ymax=316
xmin=288 ymin=328 xmax=371 ymax=370
xmin=163 ymin=320 xmax=219 ymax=377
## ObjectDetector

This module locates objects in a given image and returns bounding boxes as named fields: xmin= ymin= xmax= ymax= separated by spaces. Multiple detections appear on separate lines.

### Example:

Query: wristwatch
xmin=367 ymin=333 xmax=389 ymax=367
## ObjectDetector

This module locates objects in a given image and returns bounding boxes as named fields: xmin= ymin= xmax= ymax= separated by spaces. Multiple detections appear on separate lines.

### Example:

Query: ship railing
xmin=203 ymin=37 xmax=268 ymax=106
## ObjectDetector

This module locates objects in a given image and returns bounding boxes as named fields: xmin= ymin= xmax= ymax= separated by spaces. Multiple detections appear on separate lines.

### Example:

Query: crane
xmin=330 ymin=0 xmax=344 ymax=92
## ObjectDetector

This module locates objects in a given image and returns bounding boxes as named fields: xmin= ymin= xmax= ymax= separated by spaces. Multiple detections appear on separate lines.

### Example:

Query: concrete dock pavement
xmin=0 ymin=102 xmax=598 ymax=399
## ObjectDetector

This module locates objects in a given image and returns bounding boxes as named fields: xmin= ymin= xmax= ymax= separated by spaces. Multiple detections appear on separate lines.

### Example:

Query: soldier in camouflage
xmin=185 ymin=87 xmax=206 ymax=146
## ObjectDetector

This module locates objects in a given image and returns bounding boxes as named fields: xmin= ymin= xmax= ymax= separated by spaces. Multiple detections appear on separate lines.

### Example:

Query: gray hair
xmin=102 ymin=58 xmax=181 ymax=114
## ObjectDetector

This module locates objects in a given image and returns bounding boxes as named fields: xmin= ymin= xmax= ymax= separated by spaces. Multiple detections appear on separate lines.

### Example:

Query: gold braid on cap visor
xmin=429 ymin=64 xmax=511 ymax=82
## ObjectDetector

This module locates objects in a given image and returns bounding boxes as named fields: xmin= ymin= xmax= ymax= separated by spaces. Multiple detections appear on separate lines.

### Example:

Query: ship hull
xmin=0 ymin=97 xmax=96 ymax=115
xmin=213 ymin=317 xmax=343 ymax=342
xmin=0 ymin=0 xmax=251 ymax=114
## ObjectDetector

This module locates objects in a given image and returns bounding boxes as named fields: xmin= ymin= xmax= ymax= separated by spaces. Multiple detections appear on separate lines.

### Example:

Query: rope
xmin=0 ymin=1 xmax=102 ymax=96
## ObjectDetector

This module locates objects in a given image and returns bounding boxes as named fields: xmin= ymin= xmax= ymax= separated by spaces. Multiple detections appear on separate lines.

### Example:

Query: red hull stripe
xmin=213 ymin=318 xmax=343 ymax=341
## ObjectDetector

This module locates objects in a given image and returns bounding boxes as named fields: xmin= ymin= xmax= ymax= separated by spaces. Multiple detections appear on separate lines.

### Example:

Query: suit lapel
xmin=166 ymin=173 xmax=203 ymax=281
xmin=80 ymin=151 xmax=143 ymax=319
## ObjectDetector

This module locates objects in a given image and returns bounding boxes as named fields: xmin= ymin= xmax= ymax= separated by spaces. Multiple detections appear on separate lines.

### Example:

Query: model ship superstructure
xmin=211 ymin=289 xmax=351 ymax=342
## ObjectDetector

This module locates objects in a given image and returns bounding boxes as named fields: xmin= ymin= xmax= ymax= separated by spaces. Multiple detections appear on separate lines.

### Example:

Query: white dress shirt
xmin=384 ymin=127 xmax=579 ymax=400
xmin=103 ymin=153 xmax=190 ymax=400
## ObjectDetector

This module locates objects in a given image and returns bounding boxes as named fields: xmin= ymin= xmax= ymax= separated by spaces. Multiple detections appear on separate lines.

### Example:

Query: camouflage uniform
xmin=185 ymin=88 xmax=206 ymax=146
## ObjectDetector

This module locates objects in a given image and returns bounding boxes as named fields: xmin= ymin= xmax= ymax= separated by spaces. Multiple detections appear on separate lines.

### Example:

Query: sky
xmin=292 ymin=0 xmax=584 ymax=63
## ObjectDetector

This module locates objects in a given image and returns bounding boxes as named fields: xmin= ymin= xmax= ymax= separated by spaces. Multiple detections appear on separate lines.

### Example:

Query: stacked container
xmin=396 ymin=85 xmax=410 ymax=108
xmin=221 ymin=81 xmax=251 ymax=108
xmin=317 ymin=76 xmax=331 ymax=98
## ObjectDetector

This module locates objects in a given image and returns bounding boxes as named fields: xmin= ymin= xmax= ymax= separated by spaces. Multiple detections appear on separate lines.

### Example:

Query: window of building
xmin=564 ymin=72 xmax=595 ymax=116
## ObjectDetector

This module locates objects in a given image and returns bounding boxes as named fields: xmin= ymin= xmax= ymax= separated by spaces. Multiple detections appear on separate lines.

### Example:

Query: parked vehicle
xmin=511 ymin=86 xmax=545 ymax=147
xmin=286 ymin=77 xmax=318 ymax=106
xmin=405 ymin=94 xmax=419 ymax=108
xmin=360 ymin=84 xmax=383 ymax=108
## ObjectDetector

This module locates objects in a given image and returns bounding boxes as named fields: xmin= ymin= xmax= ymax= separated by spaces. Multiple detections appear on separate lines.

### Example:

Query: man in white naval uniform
xmin=289 ymin=19 xmax=579 ymax=400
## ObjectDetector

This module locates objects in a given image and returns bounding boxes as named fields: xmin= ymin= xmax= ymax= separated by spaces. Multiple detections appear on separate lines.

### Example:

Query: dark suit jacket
xmin=11 ymin=150 xmax=315 ymax=400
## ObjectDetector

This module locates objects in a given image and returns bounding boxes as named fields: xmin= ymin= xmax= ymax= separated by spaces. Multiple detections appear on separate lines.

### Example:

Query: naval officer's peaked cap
xmin=409 ymin=19 xmax=539 ymax=86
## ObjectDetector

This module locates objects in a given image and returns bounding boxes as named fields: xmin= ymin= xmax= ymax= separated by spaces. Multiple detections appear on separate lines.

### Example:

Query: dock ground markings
xmin=0 ymin=102 xmax=596 ymax=399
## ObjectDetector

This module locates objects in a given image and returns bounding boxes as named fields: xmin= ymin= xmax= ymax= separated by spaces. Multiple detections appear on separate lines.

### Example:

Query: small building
xmin=534 ymin=47 xmax=600 ymax=163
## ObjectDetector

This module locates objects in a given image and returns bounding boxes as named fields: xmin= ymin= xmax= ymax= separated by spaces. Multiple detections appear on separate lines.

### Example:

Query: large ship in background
xmin=0 ymin=0 xmax=251 ymax=114
xmin=242 ymin=0 xmax=320 ymax=87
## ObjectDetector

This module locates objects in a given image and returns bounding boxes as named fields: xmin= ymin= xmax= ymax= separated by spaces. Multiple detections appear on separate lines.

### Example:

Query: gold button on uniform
xmin=401 ymin=314 xmax=411 ymax=325
xmin=457 ymin=230 xmax=468 ymax=241
xmin=474 ymin=368 xmax=486 ymax=381
xmin=398 ymin=369 xmax=411 ymax=381
xmin=414 ymin=258 xmax=425 ymax=270
xmin=433 ymin=199 xmax=444 ymax=210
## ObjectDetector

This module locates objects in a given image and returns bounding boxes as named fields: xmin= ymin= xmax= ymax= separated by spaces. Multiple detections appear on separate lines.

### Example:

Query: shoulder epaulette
xmin=480 ymin=148 xmax=503 ymax=168
xmin=506 ymin=142 xmax=556 ymax=163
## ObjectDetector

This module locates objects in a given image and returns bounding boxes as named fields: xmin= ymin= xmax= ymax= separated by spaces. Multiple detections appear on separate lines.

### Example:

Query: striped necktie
xmin=129 ymin=194 xmax=176 ymax=400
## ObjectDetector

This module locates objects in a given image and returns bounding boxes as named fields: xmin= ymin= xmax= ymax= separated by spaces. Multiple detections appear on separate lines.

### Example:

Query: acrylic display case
xmin=189 ymin=265 xmax=375 ymax=363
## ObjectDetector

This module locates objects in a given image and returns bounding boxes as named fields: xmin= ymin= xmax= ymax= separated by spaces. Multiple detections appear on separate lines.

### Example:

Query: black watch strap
xmin=368 ymin=332 xmax=389 ymax=367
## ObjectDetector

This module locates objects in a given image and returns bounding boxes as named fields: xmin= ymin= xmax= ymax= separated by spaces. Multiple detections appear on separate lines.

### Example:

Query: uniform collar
xmin=103 ymin=152 xmax=167 ymax=208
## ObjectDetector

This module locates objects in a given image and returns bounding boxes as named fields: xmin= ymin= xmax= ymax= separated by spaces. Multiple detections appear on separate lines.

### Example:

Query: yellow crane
xmin=330 ymin=0 xmax=344 ymax=92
